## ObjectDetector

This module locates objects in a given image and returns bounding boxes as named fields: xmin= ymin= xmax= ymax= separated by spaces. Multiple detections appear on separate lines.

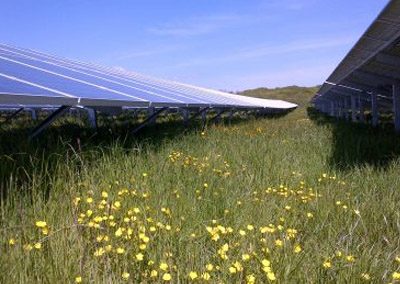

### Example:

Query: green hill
xmin=239 ymin=86 xmax=319 ymax=107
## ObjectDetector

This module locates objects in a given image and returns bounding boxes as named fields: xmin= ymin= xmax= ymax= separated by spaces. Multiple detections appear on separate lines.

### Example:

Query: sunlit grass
xmin=1 ymin=101 xmax=400 ymax=283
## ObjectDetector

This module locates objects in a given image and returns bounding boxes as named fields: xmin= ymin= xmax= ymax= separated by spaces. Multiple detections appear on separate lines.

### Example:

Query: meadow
xmin=1 ymin=86 xmax=400 ymax=283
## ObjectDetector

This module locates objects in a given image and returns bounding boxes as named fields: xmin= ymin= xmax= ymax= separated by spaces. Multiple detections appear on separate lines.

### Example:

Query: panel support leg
xmin=210 ymin=109 xmax=226 ymax=124
xmin=330 ymin=101 xmax=335 ymax=117
xmin=29 ymin=106 xmax=71 ymax=139
xmin=147 ymin=107 xmax=156 ymax=126
xmin=358 ymin=95 xmax=365 ymax=123
xmin=393 ymin=82 xmax=400 ymax=132
xmin=181 ymin=108 xmax=190 ymax=127
xmin=228 ymin=108 xmax=235 ymax=124
xmin=351 ymin=95 xmax=357 ymax=122
xmin=132 ymin=107 xmax=168 ymax=134
xmin=1 ymin=107 xmax=24 ymax=125
xmin=30 ymin=109 xmax=37 ymax=121
xmin=371 ymin=93 xmax=379 ymax=127
xmin=86 ymin=108 xmax=98 ymax=129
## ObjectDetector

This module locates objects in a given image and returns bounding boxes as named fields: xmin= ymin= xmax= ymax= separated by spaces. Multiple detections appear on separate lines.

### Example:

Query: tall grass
xmin=1 ymin=97 xmax=400 ymax=283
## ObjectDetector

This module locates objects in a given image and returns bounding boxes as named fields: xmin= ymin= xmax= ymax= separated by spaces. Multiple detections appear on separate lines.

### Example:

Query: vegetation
xmin=1 ymin=86 xmax=400 ymax=283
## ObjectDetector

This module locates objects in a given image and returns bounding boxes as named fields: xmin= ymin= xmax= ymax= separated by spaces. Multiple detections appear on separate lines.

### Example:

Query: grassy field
xmin=1 ymin=87 xmax=400 ymax=283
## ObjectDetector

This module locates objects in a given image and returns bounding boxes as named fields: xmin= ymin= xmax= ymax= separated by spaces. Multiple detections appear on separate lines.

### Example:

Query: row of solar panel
xmin=0 ymin=43 xmax=297 ymax=110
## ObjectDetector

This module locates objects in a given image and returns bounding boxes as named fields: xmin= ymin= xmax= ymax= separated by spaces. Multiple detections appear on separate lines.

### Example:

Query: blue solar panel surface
xmin=0 ymin=43 xmax=297 ymax=110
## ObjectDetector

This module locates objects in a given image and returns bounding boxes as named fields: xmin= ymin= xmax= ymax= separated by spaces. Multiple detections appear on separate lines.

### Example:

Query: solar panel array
xmin=313 ymin=0 xmax=400 ymax=131
xmin=0 ymin=43 xmax=298 ymax=112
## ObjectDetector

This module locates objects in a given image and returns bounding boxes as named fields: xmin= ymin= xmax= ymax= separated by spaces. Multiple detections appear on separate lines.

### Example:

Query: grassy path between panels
xmin=1 ymin=99 xmax=400 ymax=283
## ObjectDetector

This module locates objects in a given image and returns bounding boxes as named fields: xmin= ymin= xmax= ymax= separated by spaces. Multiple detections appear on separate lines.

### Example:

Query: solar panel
xmin=0 ymin=43 xmax=297 ymax=110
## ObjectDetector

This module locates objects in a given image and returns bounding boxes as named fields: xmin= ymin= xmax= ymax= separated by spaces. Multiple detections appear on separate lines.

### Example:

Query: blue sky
xmin=0 ymin=0 xmax=389 ymax=91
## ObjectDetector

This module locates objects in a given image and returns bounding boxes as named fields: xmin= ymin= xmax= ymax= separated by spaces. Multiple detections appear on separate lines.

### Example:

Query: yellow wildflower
xmin=246 ymin=274 xmax=256 ymax=284
xmin=162 ymin=273 xmax=172 ymax=281
xmin=34 ymin=243 xmax=42 ymax=250
xmin=75 ymin=276 xmax=82 ymax=283
xmin=294 ymin=245 xmax=302 ymax=253
xmin=150 ymin=270 xmax=158 ymax=277
xmin=267 ymin=272 xmax=276 ymax=281
xmin=189 ymin=271 xmax=198 ymax=280
xmin=122 ymin=272 xmax=130 ymax=280
xmin=361 ymin=273 xmax=371 ymax=280
xmin=229 ymin=266 xmax=237 ymax=274
xmin=8 ymin=239 xmax=16 ymax=245
xmin=136 ymin=253 xmax=144 ymax=261
xmin=202 ymin=272 xmax=211 ymax=280
xmin=323 ymin=261 xmax=332 ymax=269
xmin=393 ymin=272 xmax=400 ymax=280
xmin=116 ymin=247 xmax=125 ymax=254
xmin=206 ymin=264 xmax=214 ymax=271
xmin=160 ymin=262 xmax=169 ymax=271
xmin=275 ymin=239 xmax=283 ymax=247
xmin=35 ymin=221 xmax=47 ymax=228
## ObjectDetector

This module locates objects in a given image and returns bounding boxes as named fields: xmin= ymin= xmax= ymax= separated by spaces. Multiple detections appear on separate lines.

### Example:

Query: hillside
xmin=239 ymin=86 xmax=319 ymax=107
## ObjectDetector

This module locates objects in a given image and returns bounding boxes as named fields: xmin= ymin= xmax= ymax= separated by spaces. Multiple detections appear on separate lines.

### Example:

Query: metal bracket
xmin=132 ymin=107 xmax=168 ymax=134
xmin=1 ymin=107 xmax=24 ymax=126
xmin=209 ymin=109 xmax=226 ymax=124
xmin=29 ymin=105 xmax=71 ymax=139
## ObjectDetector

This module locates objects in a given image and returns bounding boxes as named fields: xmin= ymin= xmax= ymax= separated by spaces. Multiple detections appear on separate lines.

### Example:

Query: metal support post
xmin=132 ymin=107 xmax=168 ymax=134
xmin=330 ymin=101 xmax=335 ymax=117
xmin=86 ymin=108 xmax=98 ymax=129
xmin=29 ymin=106 xmax=71 ymax=139
xmin=371 ymin=93 xmax=379 ymax=127
xmin=393 ymin=82 xmax=400 ymax=132
xmin=181 ymin=108 xmax=190 ymax=127
xmin=30 ymin=109 xmax=37 ymax=121
xmin=1 ymin=107 xmax=24 ymax=125
xmin=351 ymin=95 xmax=357 ymax=122
xmin=147 ymin=107 xmax=156 ymax=126
xmin=358 ymin=94 xmax=365 ymax=123
xmin=209 ymin=109 xmax=226 ymax=124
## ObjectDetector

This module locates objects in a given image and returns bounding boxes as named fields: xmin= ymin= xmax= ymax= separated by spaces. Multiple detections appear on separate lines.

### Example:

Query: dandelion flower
xmin=246 ymin=274 xmax=256 ymax=284
xmin=267 ymin=272 xmax=276 ymax=281
xmin=75 ymin=276 xmax=82 ymax=283
xmin=275 ymin=239 xmax=283 ymax=247
xmin=229 ymin=266 xmax=237 ymax=274
xmin=294 ymin=245 xmax=302 ymax=254
xmin=34 ymin=243 xmax=42 ymax=250
xmin=136 ymin=253 xmax=144 ymax=261
xmin=202 ymin=272 xmax=211 ymax=280
xmin=150 ymin=270 xmax=158 ymax=277
xmin=262 ymin=259 xmax=271 ymax=267
xmin=122 ymin=272 xmax=130 ymax=280
xmin=35 ymin=221 xmax=47 ymax=228
xmin=361 ymin=273 xmax=371 ymax=280
xmin=160 ymin=262 xmax=169 ymax=271
xmin=206 ymin=264 xmax=214 ymax=271
xmin=8 ymin=239 xmax=16 ymax=246
xmin=189 ymin=271 xmax=198 ymax=280
xmin=116 ymin=247 xmax=125 ymax=254
xmin=393 ymin=272 xmax=400 ymax=280
xmin=323 ymin=261 xmax=332 ymax=269
xmin=162 ymin=273 xmax=172 ymax=281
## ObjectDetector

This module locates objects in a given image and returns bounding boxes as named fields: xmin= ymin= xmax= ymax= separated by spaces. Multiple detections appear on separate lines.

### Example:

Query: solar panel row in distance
xmin=0 ymin=43 xmax=297 ymax=110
